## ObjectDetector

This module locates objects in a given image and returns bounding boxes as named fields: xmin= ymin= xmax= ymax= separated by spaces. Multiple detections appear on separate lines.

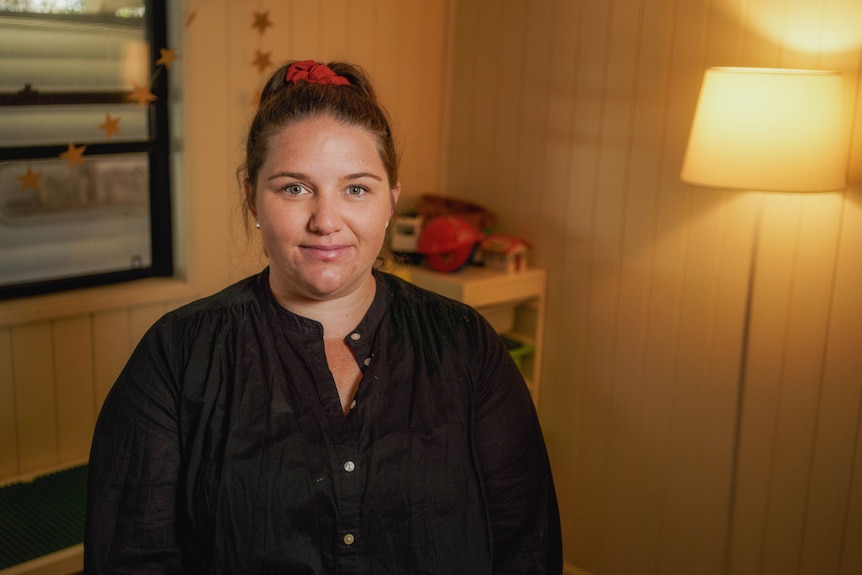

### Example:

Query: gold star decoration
xmin=17 ymin=165 xmax=41 ymax=191
xmin=252 ymin=49 xmax=273 ymax=73
xmin=99 ymin=113 xmax=121 ymax=138
xmin=60 ymin=143 xmax=87 ymax=168
xmin=156 ymin=47 xmax=179 ymax=69
xmin=129 ymin=82 xmax=157 ymax=106
xmin=251 ymin=11 xmax=273 ymax=34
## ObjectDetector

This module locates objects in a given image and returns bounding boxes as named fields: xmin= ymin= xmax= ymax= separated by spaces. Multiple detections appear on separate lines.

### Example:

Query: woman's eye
xmin=284 ymin=184 xmax=306 ymax=196
xmin=346 ymin=185 xmax=367 ymax=196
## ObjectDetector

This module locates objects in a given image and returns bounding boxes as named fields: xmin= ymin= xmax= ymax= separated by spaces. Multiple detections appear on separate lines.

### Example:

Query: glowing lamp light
xmin=681 ymin=67 xmax=847 ymax=193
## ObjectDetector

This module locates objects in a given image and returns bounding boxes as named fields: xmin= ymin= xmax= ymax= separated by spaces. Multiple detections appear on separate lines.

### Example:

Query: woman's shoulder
xmin=145 ymin=271 xmax=268 ymax=342
xmin=169 ymin=273 xmax=263 ymax=318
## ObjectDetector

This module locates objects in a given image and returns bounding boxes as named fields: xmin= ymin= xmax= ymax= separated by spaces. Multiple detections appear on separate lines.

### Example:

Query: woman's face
xmin=248 ymin=114 xmax=399 ymax=304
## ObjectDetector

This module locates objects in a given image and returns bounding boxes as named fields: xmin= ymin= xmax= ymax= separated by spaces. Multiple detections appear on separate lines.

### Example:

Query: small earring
xmin=255 ymin=221 xmax=260 ymax=229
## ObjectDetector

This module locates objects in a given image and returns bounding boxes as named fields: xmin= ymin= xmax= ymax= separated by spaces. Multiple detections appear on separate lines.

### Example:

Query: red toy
xmin=417 ymin=216 xmax=483 ymax=272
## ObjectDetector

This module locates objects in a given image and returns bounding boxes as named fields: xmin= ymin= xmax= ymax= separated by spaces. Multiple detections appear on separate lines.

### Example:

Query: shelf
xmin=402 ymin=265 xmax=546 ymax=405
xmin=404 ymin=265 xmax=546 ymax=308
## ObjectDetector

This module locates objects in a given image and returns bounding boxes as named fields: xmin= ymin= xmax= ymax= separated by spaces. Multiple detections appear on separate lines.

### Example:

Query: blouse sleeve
xmin=85 ymin=320 xmax=184 ymax=574
xmin=469 ymin=316 xmax=563 ymax=574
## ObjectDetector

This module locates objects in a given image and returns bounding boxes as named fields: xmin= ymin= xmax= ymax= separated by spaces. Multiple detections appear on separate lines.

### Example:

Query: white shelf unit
xmin=403 ymin=265 xmax=547 ymax=405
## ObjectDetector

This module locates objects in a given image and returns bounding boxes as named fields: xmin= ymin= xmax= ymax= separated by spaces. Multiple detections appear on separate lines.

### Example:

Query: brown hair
xmin=240 ymin=61 xmax=400 ymax=213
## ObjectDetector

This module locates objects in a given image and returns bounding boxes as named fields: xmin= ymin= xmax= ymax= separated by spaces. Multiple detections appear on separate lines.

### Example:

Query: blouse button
xmin=349 ymin=399 xmax=357 ymax=410
xmin=343 ymin=460 xmax=356 ymax=472
xmin=350 ymin=332 xmax=361 ymax=341
xmin=363 ymin=357 xmax=371 ymax=367
xmin=343 ymin=533 xmax=355 ymax=545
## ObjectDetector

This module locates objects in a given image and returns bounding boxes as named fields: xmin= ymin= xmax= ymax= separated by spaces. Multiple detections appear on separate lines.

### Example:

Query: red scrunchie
xmin=285 ymin=60 xmax=351 ymax=86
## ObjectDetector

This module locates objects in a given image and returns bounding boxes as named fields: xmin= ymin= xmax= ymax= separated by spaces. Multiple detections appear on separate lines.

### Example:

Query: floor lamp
xmin=679 ymin=67 xmax=848 ymax=573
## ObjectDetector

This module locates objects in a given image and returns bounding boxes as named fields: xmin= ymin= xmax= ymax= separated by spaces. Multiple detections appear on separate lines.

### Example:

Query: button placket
xmin=331 ymin=418 xmax=362 ymax=563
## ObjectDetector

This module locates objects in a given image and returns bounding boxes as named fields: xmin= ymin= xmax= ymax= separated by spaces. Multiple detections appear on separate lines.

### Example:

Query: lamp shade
xmin=681 ymin=67 xmax=846 ymax=192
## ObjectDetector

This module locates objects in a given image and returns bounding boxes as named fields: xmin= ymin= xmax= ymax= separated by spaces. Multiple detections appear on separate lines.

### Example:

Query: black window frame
xmin=0 ymin=0 xmax=172 ymax=300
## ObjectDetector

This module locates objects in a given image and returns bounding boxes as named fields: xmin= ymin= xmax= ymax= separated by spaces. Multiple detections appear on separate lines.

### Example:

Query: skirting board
xmin=565 ymin=562 xmax=593 ymax=575
xmin=0 ymin=545 xmax=82 ymax=575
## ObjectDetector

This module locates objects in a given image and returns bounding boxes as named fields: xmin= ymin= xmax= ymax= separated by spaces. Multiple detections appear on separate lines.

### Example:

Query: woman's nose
xmin=309 ymin=193 xmax=342 ymax=233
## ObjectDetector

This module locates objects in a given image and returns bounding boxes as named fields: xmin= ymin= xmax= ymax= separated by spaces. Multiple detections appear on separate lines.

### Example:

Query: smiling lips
xmin=302 ymin=244 xmax=352 ymax=261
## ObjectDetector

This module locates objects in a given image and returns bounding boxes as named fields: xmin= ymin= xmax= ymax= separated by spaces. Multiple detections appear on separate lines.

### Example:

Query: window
xmin=0 ymin=0 xmax=172 ymax=299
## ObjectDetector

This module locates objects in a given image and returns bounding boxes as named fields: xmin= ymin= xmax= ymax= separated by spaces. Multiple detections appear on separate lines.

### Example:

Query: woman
xmin=85 ymin=60 xmax=562 ymax=574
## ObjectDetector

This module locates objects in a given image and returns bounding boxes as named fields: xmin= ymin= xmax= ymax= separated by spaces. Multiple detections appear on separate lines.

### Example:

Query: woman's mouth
xmin=302 ymin=244 xmax=350 ymax=261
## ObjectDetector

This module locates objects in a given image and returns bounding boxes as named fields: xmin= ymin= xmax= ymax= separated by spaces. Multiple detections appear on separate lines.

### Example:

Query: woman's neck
xmin=272 ymin=272 xmax=377 ymax=340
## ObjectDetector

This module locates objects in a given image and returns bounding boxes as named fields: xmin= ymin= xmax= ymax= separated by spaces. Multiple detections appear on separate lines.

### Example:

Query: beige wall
xmin=443 ymin=1 xmax=862 ymax=574
xmin=1 ymin=1 xmax=860 ymax=574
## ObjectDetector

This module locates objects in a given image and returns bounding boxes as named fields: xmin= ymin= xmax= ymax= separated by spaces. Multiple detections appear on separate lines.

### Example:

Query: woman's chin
xmin=298 ymin=268 xmax=364 ymax=300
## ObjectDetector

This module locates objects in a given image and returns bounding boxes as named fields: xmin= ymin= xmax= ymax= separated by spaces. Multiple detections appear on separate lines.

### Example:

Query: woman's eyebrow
xmin=267 ymin=171 xmax=308 ymax=181
xmin=344 ymin=172 xmax=384 ymax=182
xmin=266 ymin=171 xmax=383 ymax=182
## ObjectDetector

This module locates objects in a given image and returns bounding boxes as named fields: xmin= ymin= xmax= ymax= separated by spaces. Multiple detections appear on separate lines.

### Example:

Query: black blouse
xmin=85 ymin=269 xmax=562 ymax=574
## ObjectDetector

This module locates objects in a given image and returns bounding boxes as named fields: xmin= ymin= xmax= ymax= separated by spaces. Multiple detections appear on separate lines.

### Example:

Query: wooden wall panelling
xmin=760 ymin=193 xmax=845 ymax=573
xmin=485 ymin=0 xmax=514 ymax=210
xmin=801 ymin=22 xmax=862 ymax=573
xmin=92 ymin=310 xmax=131 ymax=412
xmin=345 ymin=0 xmax=377 ymax=84
xmin=475 ymin=1 xmax=514 ymax=220
xmin=736 ymin=0 xmax=784 ymax=67
xmin=52 ymin=316 xmax=95 ymax=465
xmin=659 ymin=194 xmax=728 ymax=575
xmin=619 ymin=3 xmax=682 ymax=571
xmin=809 ymin=58 xmax=862 ymax=575
xmin=226 ymin=0 xmax=267 ymax=284
xmin=320 ymin=0 xmax=350 ymax=58
xmin=688 ymin=3 xmax=755 ymax=571
xmin=636 ymin=2 xmax=710 ymax=574
xmin=11 ymin=322 xmax=57 ymax=475
xmin=728 ymin=195 xmax=806 ymax=575
xmin=557 ymin=1 xmax=610 ymax=569
xmin=577 ymin=1 xmax=640 ymax=572
xmin=289 ymin=1 xmax=324 ymax=58
xmin=839 ymin=401 xmax=862 ymax=575
xmin=606 ymin=0 xmax=676 ymax=571
xmin=513 ymin=1 xmax=554 ymax=243
xmin=444 ymin=1 xmax=862 ymax=574
xmin=394 ymin=0 xmax=448 ymax=196
xmin=0 ymin=328 xmax=18 ymax=479
xmin=183 ymin=0 xmax=235 ymax=295
xmin=594 ymin=2 xmax=661 ymax=573
xmin=372 ymin=0 xmax=400 ymax=90
xmin=413 ymin=0 xmax=452 ymax=195
xmin=443 ymin=0 xmax=478 ymax=201
xmin=696 ymin=192 xmax=759 ymax=570
xmin=534 ymin=0 xmax=581 ymax=446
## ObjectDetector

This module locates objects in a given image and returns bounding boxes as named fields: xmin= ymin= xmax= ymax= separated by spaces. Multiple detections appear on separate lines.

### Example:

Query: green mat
xmin=0 ymin=465 xmax=87 ymax=570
